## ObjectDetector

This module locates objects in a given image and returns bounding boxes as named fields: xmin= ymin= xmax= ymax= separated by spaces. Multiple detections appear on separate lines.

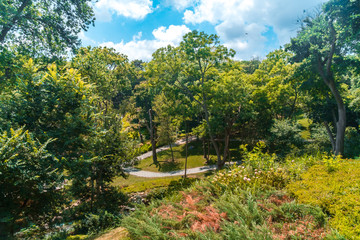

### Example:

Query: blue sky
xmin=80 ymin=0 xmax=328 ymax=61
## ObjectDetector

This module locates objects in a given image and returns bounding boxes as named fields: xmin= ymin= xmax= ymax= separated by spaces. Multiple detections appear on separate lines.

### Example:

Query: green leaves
xmin=0 ymin=127 xmax=63 ymax=235
xmin=0 ymin=0 xmax=95 ymax=57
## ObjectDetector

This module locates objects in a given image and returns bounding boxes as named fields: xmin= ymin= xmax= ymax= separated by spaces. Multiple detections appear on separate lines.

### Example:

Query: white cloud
xmin=164 ymin=0 xmax=195 ymax=11
xmin=100 ymin=25 xmax=191 ymax=61
xmin=183 ymin=0 xmax=328 ymax=59
xmin=94 ymin=0 xmax=153 ymax=22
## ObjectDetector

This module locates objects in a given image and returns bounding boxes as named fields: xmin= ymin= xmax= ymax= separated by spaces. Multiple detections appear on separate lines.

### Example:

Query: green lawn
xmin=135 ymin=140 xmax=217 ymax=172
xmin=298 ymin=117 xmax=312 ymax=139
xmin=112 ymin=172 xmax=209 ymax=193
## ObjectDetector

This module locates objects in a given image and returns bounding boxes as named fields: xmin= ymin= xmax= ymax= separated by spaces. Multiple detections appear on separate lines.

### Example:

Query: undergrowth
xmin=287 ymin=161 xmax=360 ymax=239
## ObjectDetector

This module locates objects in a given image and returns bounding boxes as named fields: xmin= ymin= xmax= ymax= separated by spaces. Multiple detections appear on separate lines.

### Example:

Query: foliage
xmin=268 ymin=119 xmax=304 ymax=156
xmin=0 ymin=0 xmax=95 ymax=57
xmin=74 ymin=210 xmax=122 ymax=234
xmin=322 ymin=154 xmax=342 ymax=172
xmin=287 ymin=161 xmax=360 ymax=239
xmin=0 ymin=128 xmax=63 ymax=237
xmin=0 ymin=59 xmax=93 ymax=159
xmin=122 ymin=179 xmax=335 ymax=239
xmin=284 ymin=153 xmax=323 ymax=180
xmin=240 ymin=141 xmax=276 ymax=170
xmin=71 ymin=46 xmax=133 ymax=112
xmin=153 ymin=93 xmax=181 ymax=148
xmin=212 ymin=165 xmax=290 ymax=191
xmin=344 ymin=127 xmax=360 ymax=158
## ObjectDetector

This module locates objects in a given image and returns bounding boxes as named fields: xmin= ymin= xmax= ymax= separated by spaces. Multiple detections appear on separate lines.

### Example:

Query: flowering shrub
xmin=284 ymin=153 xmax=322 ymax=180
xmin=212 ymin=165 xmax=289 ymax=191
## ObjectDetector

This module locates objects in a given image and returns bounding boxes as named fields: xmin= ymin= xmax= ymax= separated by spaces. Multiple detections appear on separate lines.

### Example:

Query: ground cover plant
xmin=287 ymin=160 xmax=360 ymax=239
xmin=122 ymin=179 xmax=338 ymax=239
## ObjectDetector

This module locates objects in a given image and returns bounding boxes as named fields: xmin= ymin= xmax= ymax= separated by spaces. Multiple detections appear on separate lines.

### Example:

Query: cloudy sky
xmin=80 ymin=0 xmax=328 ymax=61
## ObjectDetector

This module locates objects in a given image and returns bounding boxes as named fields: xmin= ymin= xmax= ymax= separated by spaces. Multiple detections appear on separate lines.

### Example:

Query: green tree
xmin=0 ymin=128 xmax=63 ymax=237
xmin=178 ymin=30 xmax=235 ymax=168
xmin=153 ymin=93 xmax=181 ymax=162
xmin=287 ymin=11 xmax=348 ymax=155
xmin=71 ymin=47 xmax=134 ymax=114
xmin=208 ymin=61 xmax=253 ymax=165
xmin=0 ymin=0 xmax=95 ymax=56
xmin=0 ymin=59 xmax=93 ymax=159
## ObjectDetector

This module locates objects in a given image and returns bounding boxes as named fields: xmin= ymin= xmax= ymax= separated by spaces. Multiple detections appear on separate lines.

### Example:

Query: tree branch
xmin=0 ymin=0 xmax=32 ymax=42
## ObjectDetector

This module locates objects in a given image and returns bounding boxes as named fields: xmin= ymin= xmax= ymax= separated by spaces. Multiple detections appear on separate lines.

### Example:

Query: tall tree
xmin=287 ymin=11 xmax=348 ymax=155
xmin=179 ymin=31 xmax=235 ymax=168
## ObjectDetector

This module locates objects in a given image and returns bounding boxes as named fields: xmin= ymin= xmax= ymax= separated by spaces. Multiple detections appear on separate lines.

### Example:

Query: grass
xmin=298 ymin=117 xmax=312 ymax=140
xmin=135 ymin=140 xmax=243 ymax=172
xmin=135 ymin=140 xmax=217 ymax=172
xmin=91 ymin=227 xmax=130 ymax=240
xmin=112 ymin=172 xmax=209 ymax=193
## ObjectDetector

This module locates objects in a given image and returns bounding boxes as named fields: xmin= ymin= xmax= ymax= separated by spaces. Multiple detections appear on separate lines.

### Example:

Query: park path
xmin=124 ymin=136 xmax=219 ymax=178
xmin=136 ymin=136 xmax=197 ymax=160
xmin=124 ymin=165 xmax=217 ymax=178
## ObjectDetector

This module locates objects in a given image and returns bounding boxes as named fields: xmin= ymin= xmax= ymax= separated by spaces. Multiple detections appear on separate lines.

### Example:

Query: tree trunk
xmin=184 ymin=123 xmax=188 ymax=178
xmin=317 ymin=22 xmax=346 ymax=156
xmin=223 ymin=130 xmax=230 ymax=165
xmin=325 ymin=80 xmax=346 ymax=155
xmin=207 ymin=139 xmax=211 ymax=162
xmin=324 ymin=121 xmax=335 ymax=152
xmin=148 ymin=109 xmax=158 ymax=164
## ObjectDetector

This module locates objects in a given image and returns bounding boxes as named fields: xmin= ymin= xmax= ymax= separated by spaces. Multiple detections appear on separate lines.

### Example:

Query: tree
xmin=153 ymin=93 xmax=181 ymax=162
xmin=0 ymin=0 xmax=95 ymax=56
xmin=0 ymin=59 xmax=93 ymax=159
xmin=287 ymin=11 xmax=348 ymax=155
xmin=178 ymin=30 xmax=235 ymax=168
xmin=209 ymin=62 xmax=253 ymax=165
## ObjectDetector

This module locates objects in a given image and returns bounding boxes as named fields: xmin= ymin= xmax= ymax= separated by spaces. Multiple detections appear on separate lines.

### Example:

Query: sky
xmin=79 ymin=0 xmax=329 ymax=61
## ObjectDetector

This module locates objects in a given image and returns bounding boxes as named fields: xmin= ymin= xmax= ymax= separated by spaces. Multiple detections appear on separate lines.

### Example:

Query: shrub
xmin=0 ymin=128 xmax=63 ymax=238
xmin=240 ymin=141 xmax=277 ymax=170
xmin=306 ymin=123 xmax=332 ymax=154
xmin=287 ymin=161 xmax=360 ymax=239
xmin=122 ymin=181 xmax=336 ymax=239
xmin=284 ymin=153 xmax=322 ymax=180
xmin=74 ymin=210 xmax=122 ymax=234
xmin=268 ymin=119 xmax=304 ymax=156
xmin=344 ymin=127 xmax=360 ymax=158
xmin=212 ymin=165 xmax=290 ymax=191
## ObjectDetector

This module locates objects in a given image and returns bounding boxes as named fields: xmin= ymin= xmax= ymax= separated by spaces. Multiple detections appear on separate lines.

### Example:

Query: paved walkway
xmin=136 ymin=136 xmax=197 ymax=160
xmin=124 ymin=136 xmax=221 ymax=178
xmin=124 ymin=165 xmax=218 ymax=178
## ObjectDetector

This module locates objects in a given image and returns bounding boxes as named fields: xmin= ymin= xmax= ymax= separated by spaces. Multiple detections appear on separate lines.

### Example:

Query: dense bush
xmin=74 ymin=210 xmax=122 ymax=234
xmin=0 ymin=59 xmax=92 ymax=159
xmin=287 ymin=161 xmax=360 ymax=239
xmin=0 ymin=128 xmax=63 ymax=238
xmin=268 ymin=119 xmax=304 ymax=156
xmin=344 ymin=127 xmax=360 ymax=158
xmin=240 ymin=141 xmax=277 ymax=170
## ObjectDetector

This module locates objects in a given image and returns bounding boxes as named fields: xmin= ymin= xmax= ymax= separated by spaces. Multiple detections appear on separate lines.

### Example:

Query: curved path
xmin=124 ymin=136 xmax=221 ymax=178
xmin=124 ymin=165 xmax=217 ymax=178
